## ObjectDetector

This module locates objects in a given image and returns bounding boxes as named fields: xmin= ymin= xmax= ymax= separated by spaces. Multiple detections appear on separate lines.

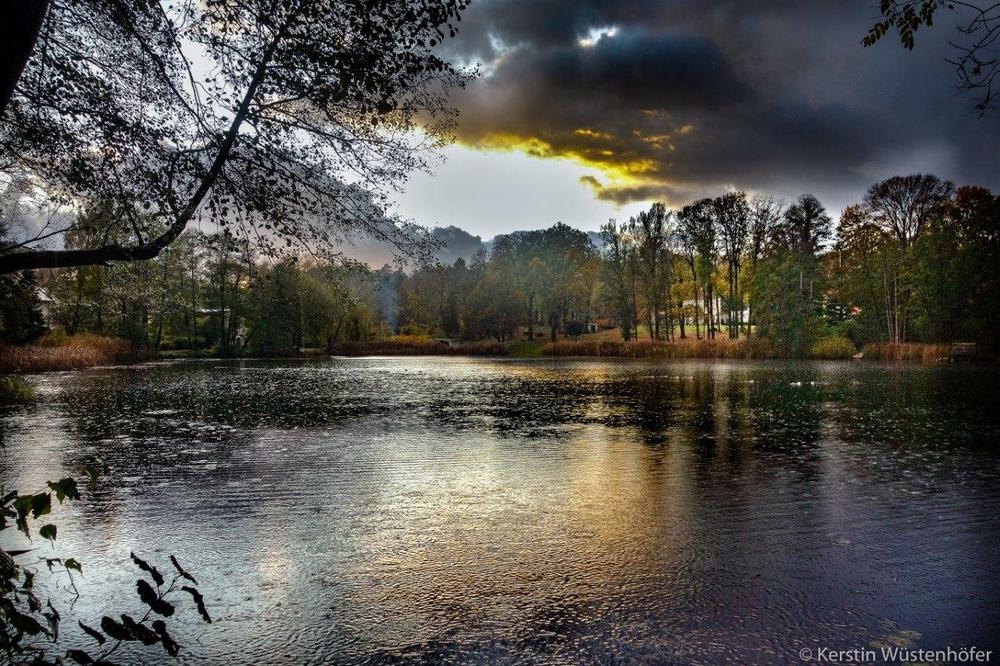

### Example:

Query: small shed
xmin=433 ymin=338 xmax=463 ymax=349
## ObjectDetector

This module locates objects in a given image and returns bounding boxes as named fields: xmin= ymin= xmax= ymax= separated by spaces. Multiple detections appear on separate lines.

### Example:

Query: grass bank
xmin=0 ymin=333 xmax=148 ymax=373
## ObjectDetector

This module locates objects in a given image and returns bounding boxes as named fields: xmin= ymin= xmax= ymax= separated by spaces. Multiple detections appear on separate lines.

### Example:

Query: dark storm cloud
xmin=441 ymin=0 xmax=1000 ymax=210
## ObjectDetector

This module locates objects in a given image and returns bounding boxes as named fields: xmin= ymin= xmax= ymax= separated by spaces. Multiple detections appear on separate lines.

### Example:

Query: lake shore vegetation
xmin=2 ymin=175 xmax=994 ymax=367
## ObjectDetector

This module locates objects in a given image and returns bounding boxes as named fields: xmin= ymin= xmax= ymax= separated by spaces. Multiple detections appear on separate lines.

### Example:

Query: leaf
xmin=67 ymin=649 xmax=94 ymax=664
xmin=9 ymin=608 xmax=46 ymax=636
xmin=100 ymin=615 xmax=132 ymax=641
xmin=152 ymin=619 xmax=180 ymax=657
xmin=121 ymin=614 xmax=159 ymax=645
xmin=14 ymin=492 xmax=51 ymax=535
xmin=136 ymin=579 xmax=175 ymax=617
xmin=45 ymin=600 xmax=60 ymax=641
xmin=65 ymin=557 xmax=83 ymax=573
xmin=182 ymin=586 xmax=212 ymax=624
xmin=79 ymin=620 xmax=106 ymax=645
xmin=130 ymin=552 xmax=164 ymax=586
xmin=169 ymin=554 xmax=197 ymax=584
xmin=40 ymin=523 xmax=57 ymax=544
xmin=47 ymin=478 xmax=81 ymax=503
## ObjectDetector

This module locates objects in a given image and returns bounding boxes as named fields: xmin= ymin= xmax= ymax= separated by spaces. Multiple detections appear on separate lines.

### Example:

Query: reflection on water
xmin=1 ymin=358 xmax=999 ymax=664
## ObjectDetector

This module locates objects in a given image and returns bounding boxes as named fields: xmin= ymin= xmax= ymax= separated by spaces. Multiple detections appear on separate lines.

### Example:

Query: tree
xmin=713 ymin=191 xmax=749 ymax=338
xmin=863 ymin=1 xmax=1000 ymax=114
xmin=678 ymin=199 xmax=718 ymax=338
xmin=0 ymin=0 xmax=471 ymax=274
xmin=751 ymin=194 xmax=831 ymax=355
xmin=776 ymin=194 xmax=832 ymax=259
xmin=860 ymin=175 xmax=953 ymax=341
xmin=631 ymin=203 xmax=673 ymax=340
xmin=746 ymin=194 xmax=783 ymax=335
xmin=830 ymin=205 xmax=895 ymax=345
xmin=600 ymin=219 xmax=635 ymax=340
xmin=0 ymin=269 xmax=46 ymax=343
xmin=863 ymin=175 xmax=954 ymax=249
xmin=462 ymin=266 xmax=520 ymax=343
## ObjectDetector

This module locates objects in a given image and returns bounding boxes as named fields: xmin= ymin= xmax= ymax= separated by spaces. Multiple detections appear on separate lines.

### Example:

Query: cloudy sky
xmin=392 ymin=0 xmax=1000 ymax=239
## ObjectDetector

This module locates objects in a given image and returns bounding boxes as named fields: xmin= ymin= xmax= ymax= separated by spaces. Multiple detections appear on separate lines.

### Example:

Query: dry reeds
xmin=0 ymin=333 xmax=147 ymax=373
xmin=543 ymin=337 xmax=767 ymax=359
xmin=331 ymin=336 xmax=508 ymax=356
xmin=861 ymin=342 xmax=951 ymax=364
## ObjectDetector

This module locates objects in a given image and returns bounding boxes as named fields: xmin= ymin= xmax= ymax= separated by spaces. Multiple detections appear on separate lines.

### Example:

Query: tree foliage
xmin=0 ymin=0 xmax=471 ymax=274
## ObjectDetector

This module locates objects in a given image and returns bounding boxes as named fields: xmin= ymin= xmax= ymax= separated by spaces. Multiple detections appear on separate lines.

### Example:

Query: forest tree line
xmin=2 ymin=173 xmax=997 ymax=356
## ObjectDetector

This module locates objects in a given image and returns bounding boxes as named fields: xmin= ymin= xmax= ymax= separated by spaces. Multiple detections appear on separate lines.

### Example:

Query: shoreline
xmin=2 ymin=339 xmax=986 ymax=377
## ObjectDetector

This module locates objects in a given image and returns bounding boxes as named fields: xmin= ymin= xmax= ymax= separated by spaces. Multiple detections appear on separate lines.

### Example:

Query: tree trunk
xmin=1 ymin=0 xmax=49 ymax=116
xmin=527 ymin=292 xmax=534 ymax=339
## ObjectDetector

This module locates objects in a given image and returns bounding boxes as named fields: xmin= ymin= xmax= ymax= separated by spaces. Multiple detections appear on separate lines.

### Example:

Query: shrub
xmin=564 ymin=320 xmax=585 ymax=337
xmin=0 ymin=376 xmax=34 ymax=404
xmin=810 ymin=336 xmax=857 ymax=359
xmin=37 ymin=327 xmax=69 ymax=347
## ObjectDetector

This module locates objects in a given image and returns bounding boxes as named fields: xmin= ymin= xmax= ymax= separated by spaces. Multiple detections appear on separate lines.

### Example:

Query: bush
xmin=37 ymin=327 xmax=70 ymax=347
xmin=564 ymin=320 xmax=585 ymax=337
xmin=810 ymin=336 xmax=857 ymax=359
xmin=0 ymin=376 xmax=34 ymax=404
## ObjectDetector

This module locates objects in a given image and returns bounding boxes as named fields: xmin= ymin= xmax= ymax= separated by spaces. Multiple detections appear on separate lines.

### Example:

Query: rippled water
xmin=2 ymin=358 xmax=999 ymax=664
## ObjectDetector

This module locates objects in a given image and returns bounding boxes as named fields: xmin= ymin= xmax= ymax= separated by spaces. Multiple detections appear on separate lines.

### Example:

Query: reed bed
xmin=543 ymin=337 xmax=770 ymax=359
xmin=331 ymin=336 xmax=508 ymax=356
xmin=0 ymin=333 xmax=146 ymax=373
xmin=861 ymin=342 xmax=951 ymax=364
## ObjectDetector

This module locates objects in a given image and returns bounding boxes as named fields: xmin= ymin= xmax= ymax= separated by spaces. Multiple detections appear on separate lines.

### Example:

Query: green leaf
xmin=14 ymin=492 xmax=51 ymax=535
xmin=79 ymin=620 xmax=106 ymax=645
xmin=65 ymin=557 xmax=82 ymax=573
xmin=47 ymin=478 xmax=80 ymax=503
xmin=40 ymin=524 xmax=57 ymax=544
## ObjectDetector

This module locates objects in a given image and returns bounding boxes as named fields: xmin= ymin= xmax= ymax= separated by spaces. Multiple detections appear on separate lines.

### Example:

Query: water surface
xmin=1 ymin=358 xmax=998 ymax=664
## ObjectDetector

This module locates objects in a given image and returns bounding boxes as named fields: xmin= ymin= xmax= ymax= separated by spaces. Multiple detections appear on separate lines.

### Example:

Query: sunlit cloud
xmin=432 ymin=0 xmax=999 ymax=218
xmin=578 ymin=25 xmax=618 ymax=48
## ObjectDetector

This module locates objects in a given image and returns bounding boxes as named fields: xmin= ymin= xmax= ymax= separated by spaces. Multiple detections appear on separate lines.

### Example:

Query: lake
xmin=2 ymin=358 xmax=999 ymax=664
